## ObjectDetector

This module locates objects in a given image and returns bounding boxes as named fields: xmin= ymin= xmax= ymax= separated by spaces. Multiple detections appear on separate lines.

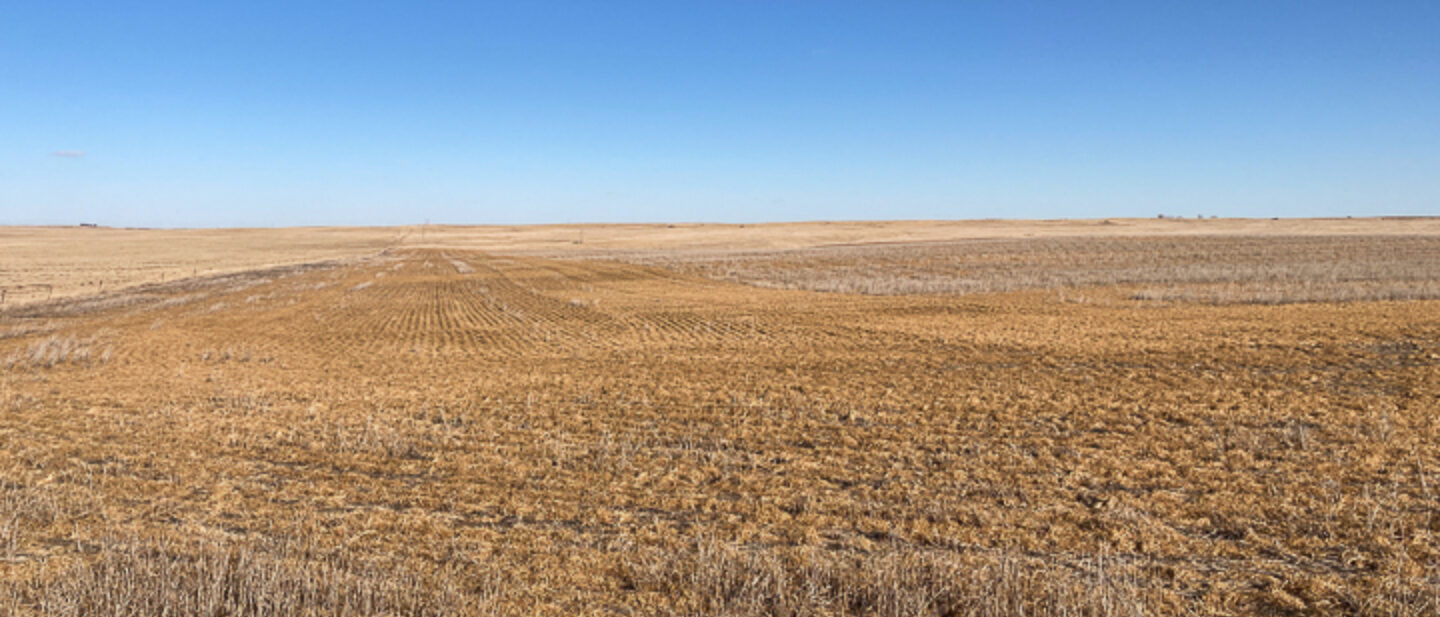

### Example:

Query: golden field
xmin=6 ymin=217 xmax=1439 ymax=304
xmin=2 ymin=219 xmax=1439 ymax=616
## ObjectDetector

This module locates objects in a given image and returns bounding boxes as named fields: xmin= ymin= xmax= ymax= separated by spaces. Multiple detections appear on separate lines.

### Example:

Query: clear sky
xmin=2 ymin=1 xmax=1437 ymax=227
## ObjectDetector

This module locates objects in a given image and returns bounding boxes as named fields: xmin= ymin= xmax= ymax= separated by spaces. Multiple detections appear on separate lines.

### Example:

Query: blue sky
xmin=2 ymin=1 xmax=1437 ymax=227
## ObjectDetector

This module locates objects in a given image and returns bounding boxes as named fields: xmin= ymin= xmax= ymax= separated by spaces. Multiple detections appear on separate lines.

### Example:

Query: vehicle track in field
xmin=0 ymin=245 xmax=1005 ymax=372
xmin=250 ymin=249 xmax=795 ymax=361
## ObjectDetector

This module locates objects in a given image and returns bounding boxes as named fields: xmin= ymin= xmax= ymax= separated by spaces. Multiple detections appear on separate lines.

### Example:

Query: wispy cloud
xmin=52 ymin=150 xmax=86 ymax=158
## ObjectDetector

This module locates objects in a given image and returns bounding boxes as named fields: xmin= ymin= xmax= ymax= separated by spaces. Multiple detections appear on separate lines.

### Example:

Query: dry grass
xmin=2 ymin=259 xmax=351 ymax=319
xmin=1 ymin=334 xmax=110 ymax=369
xmin=7 ymin=535 xmax=478 ymax=617
xmin=0 ymin=226 xmax=398 ymax=306
xmin=624 ymin=540 xmax=1151 ymax=617
xmin=2 ymin=227 xmax=1440 ymax=615
xmin=5 ymin=217 xmax=1440 ymax=307
xmin=619 ymin=235 xmax=1440 ymax=304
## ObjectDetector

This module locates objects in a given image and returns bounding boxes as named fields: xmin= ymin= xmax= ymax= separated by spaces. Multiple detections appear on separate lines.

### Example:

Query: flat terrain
xmin=6 ymin=217 xmax=1440 ymax=304
xmin=2 ymin=220 xmax=1439 ymax=616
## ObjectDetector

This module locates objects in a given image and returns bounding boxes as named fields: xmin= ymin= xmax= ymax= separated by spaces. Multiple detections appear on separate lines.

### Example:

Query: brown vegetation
xmin=5 ymin=217 xmax=1440 ymax=306
xmin=617 ymin=235 xmax=1440 ymax=304
xmin=1 ymin=223 xmax=1439 ymax=615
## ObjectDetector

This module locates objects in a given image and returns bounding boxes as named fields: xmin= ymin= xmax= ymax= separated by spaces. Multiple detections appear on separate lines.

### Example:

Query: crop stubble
xmin=1 ymin=237 xmax=1438 ymax=616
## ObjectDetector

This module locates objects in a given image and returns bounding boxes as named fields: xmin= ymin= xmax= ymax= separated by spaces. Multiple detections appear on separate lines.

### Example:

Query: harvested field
xmin=5 ymin=217 xmax=1439 ymax=305
xmin=0 ymin=226 xmax=401 ymax=306
xmin=615 ymin=235 xmax=1440 ymax=304
xmin=2 ymin=223 xmax=1439 ymax=616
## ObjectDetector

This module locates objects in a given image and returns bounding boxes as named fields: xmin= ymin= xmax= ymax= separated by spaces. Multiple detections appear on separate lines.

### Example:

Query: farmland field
xmin=2 ymin=219 xmax=1439 ymax=616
